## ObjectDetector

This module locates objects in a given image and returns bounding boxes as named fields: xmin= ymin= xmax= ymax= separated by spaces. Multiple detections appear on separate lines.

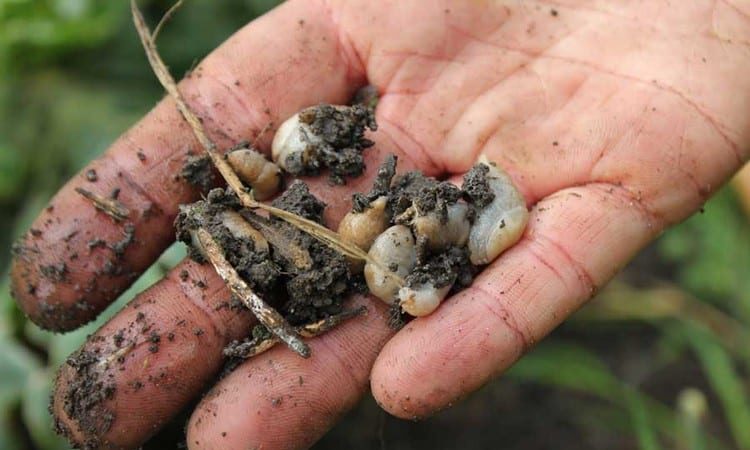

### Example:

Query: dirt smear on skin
xmin=180 ymin=153 xmax=215 ymax=191
xmin=53 ymin=348 xmax=116 ymax=450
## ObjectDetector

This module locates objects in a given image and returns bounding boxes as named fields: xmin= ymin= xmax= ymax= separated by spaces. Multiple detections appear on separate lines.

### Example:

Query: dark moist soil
xmin=180 ymin=153 xmax=215 ymax=191
xmin=388 ymin=170 xmax=463 ymax=223
xmin=285 ymin=104 xmax=377 ymax=184
xmin=405 ymin=245 xmax=476 ymax=291
xmin=176 ymin=182 xmax=357 ymax=362
xmin=351 ymin=153 xmax=397 ymax=213
xmin=462 ymin=163 xmax=495 ymax=209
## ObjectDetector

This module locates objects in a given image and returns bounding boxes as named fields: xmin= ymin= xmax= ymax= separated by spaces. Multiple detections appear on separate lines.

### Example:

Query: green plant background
xmin=1 ymin=1 xmax=749 ymax=449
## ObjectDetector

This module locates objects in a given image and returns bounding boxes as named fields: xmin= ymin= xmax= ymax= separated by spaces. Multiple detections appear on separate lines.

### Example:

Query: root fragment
xmin=75 ymin=187 xmax=130 ymax=222
xmin=195 ymin=228 xmax=309 ymax=358
xmin=224 ymin=306 xmax=367 ymax=359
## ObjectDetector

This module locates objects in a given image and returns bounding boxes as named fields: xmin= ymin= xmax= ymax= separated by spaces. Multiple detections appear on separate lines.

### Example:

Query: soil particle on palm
xmin=351 ymin=84 xmax=380 ymax=110
xmin=177 ymin=180 xmax=358 ymax=363
xmin=352 ymin=153 xmax=397 ymax=213
xmin=180 ymin=154 xmax=214 ymax=191
xmin=270 ymin=180 xmax=326 ymax=223
xmin=109 ymin=223 xmax=135 ymax=257
xmin=286 ymin=104 xmax=377 ymax=184
xmin=85 ymin=169 xmax=98 ymax=182
xmin=405 ymin=245 xmax=475 ymax=291
xmin=87 ymin=238 xmax=107 ymax=250
xmin=387 ymin=170 xmax=463 ymax=223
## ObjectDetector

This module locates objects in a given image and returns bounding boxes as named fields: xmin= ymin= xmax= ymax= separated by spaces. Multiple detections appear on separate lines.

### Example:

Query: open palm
xmin=11 ymin=0 xmax=750 ymax=448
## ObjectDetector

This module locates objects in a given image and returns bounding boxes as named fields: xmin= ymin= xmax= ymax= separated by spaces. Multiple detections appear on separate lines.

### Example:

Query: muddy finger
xmin=10 ymin=0 xmax=363 ymax=332
xmin=49 ymin=258 xmax=256 ymax=449
xmin=185 ymin=296 xmax=392 ymax=450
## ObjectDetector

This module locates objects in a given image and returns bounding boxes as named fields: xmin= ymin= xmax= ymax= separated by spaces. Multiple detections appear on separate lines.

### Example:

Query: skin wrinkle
xmin=447 ymin=17 xmax=746 ymax=165
xmin=710 ymin=0 xmax=750 ymax=49
xmin=459 ymin=283 xmax=531 ymax=354
xmin=111 ymin=161 xmax=166 ymax=219
xmin=526 ymin=231 xmax=596 ymax=297
xmin=120 ymin=132 xmax=186 ymax=180
xmin=377 ymin=115 xmax=442 ymax=175
xmin=719 ymin=0 xmax=750 ymax=21
xmin=197 ymin=65 xmax=263 ymax=134
xmin=439 ymin=21 xmax=582 ymax=156
xmin=540 ymin=0 xmax=749 ymax=44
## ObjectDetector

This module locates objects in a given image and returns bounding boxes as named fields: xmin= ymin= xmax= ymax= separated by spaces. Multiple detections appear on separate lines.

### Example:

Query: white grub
xmin=188 ymin=210 xmax=270 ymax=260
xmin=365 ymin=225 xmax=417 ymax=304
xmin=338 ymin=196 xmax=389 ymax=272
xmin=398 ymin=283 xmax=452 ymax=317
xmin=411 ymin=202 xmax=471 ymax=251
xmin=271 ymin=111 xmax=320 ymax=172
xmin=338 ymin=196 xmax=389 ymax=252
xmin=226 ymin=147 xmax=282 ymax=201
xmin=219 ymin=210 xmax=269 ymax=253
xmin=468 ymin=159 xmax=528 ymax=265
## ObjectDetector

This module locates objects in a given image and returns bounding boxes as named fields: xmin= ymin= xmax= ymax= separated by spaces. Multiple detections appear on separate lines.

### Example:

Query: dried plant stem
xmin=130 ymin=0 xmax=402 ymax=286
xmin=151 ymin=0 xmax=184 ymax=40
xmin=195 ymin=228 xmax=310 ymax=358
xmin=228 ymin=306 xmax=368 ymax=359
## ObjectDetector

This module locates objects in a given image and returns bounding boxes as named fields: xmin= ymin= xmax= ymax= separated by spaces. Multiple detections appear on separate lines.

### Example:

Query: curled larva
xmin=226 ymin=148 xmax=282 ymax=201
xmin=364 ymin=225 xmax=417 ymax=304
xmin=411 ymin=202 xmax=471 ymax=251
xmin=186 ymin=209 xmax=269 ymax=260
xmin=398 ymin=282 xmax=452 ymax=317
xmin=338 ymin=196 xmax=389 ymax=272
xmin=468 ymin=161 xmax=528 ymax=265
xmin=271 ymin=111 xmax=320 ymax=174
xmin=219 ymin=210 xmax=269 ymax=253
xmin=271 ymin=104 xmax=376 ymax=183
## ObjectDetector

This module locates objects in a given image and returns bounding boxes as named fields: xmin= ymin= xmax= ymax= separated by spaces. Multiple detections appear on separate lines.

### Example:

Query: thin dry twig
xmin=196 ymin=228 xmax=310 ymax=358
xmin=151 ymin=0 xmax=184 ymax=41
xmin=129 ymin=0 xmax=403 ymax=286
xmin=227 ymin=306 xmax=368 ymax=359
xmin=75 ymin=187 xmax=130 ymax=222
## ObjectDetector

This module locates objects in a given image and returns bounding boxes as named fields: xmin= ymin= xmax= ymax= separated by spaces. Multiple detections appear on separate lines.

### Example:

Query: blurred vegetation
xmin=1 ymin=1 xmax=749 ymax=449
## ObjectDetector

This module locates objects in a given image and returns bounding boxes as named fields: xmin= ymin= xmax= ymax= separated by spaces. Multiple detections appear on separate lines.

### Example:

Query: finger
xmin=371 ymin=181 xmax=658 ymax=419
xmin=10 ymin=0 xmax=365 ymax=332
xmin=50 ymin=258 xmax=249 ymax=450
xmin=186 ymin=296 xmax=392 ymax=450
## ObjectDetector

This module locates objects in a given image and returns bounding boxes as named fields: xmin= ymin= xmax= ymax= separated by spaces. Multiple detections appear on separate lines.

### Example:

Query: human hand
xmin=10 ymin=0 xmax=750 ymax=448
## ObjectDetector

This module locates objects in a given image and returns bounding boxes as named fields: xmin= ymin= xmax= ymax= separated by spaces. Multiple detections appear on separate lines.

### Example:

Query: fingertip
xmin=371 ymin=284 xmax=528 ymax=420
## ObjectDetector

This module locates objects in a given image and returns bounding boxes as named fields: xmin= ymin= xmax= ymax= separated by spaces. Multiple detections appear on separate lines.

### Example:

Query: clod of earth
xmin=271 ymin=104 xmax=377 ymax=184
